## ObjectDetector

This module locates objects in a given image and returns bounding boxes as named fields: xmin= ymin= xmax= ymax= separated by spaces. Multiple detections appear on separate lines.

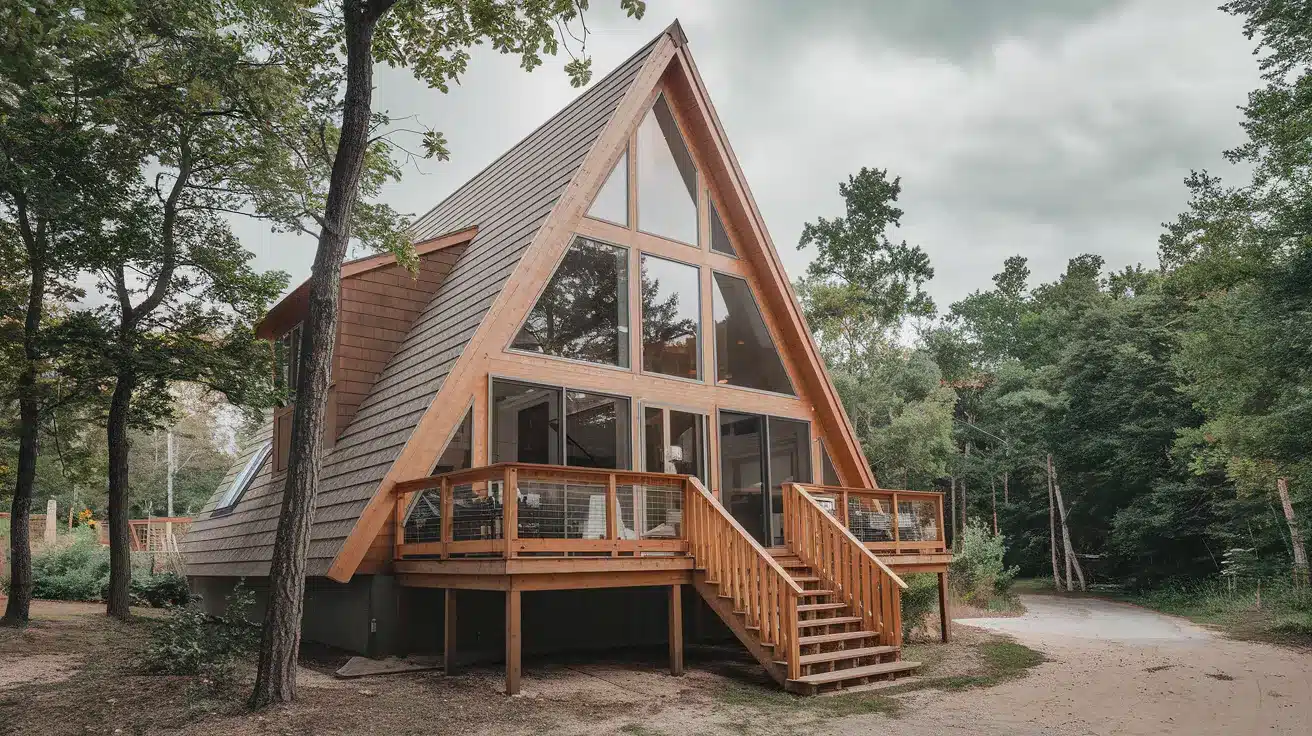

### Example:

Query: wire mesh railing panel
xmin=516 ymin=479 xmax=608 ymax=539
xmin=403 ymin=490 xmax=442 ymax=543
xmin=451 ymin=482 xmax=502 ymax=541
xmin=846 ymin=494 xmax=894 ymax=543
xmin=615 ymin=483 xmax=683 ymax=540
xmin=896 ymin=499 xmax=940 ymax=542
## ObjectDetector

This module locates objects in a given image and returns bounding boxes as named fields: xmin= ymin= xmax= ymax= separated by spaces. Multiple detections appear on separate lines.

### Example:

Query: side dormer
xmin=254 ymin=227 xmax=476 ymax=472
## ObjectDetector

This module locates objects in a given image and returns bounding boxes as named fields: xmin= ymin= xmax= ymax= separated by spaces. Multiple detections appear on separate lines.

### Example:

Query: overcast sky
xmin=234 ymin=0 xmax=1260 ymax=313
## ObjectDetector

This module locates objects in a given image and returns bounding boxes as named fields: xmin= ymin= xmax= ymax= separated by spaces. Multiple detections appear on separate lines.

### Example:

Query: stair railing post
xmin=606 ymin=472 xmax=619 ymax=557
xmin=503 ymin=466 xmax=518 ymax=559
xmin=891 ymin=491 xmax=900 ymax=553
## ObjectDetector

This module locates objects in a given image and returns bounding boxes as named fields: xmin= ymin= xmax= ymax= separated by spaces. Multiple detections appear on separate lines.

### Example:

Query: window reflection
xmin=512 ymin=238 xmax=629 ymax=367
xmin=641 ymin=255 xmax=701 ymax=380
xmin=711 ymin=272 xmax=794 ymax=395
xmin=587 ymin=149 xmax=628 ymax=226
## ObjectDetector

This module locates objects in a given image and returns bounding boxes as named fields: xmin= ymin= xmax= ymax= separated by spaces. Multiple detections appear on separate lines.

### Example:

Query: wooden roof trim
xmin=254 ymin=226 xmax=478 ymax=340
xmin=667 ymin=46 xmax=878 ymax=489
xmin=323 ymin=31 xmax=681 ymax=584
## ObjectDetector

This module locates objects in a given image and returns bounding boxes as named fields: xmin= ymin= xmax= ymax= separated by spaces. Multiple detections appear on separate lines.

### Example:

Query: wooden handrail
xmin=809 ymin=483 xmax=947 ymax=551
xmin=393 ymin=463 xmax=690 ymax=560
xmin=784 ymin=483 xmax=906 ymax=647
xmin=684 ymin=477 xmax=804 ymax=680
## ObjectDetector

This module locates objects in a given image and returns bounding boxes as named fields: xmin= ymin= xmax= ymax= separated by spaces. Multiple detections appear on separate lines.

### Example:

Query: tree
xmin=0 ymin=1 xmax=135 ymax=625
xmin=799 ymin=167 xmax=935 ymax=340
xmin=249 ymin=0 xmax=647 ymax=706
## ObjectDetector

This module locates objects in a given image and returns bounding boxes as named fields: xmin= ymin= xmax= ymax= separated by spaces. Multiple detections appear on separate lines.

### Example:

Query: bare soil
xmin=1 ymin=594 xmax=1308 ymax=735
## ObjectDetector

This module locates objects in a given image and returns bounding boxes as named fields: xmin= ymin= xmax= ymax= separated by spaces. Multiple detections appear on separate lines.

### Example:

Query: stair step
xmin=796 ymin=616 xmax=862 ymax=629
xmin=799 ymin=589 xmax=833 ymax=598
xmin=793 ymin=660 xmax=921 ymax=686
xmin=767 ymin=547 xmax=792 ymax=556
xmin=798 ymin=630 xmax=877 ymax=646
xmin=798 ymin=602 xmax=848 ymax=613
xmin=797 ymin=645 xmax=898 ymax=666
xmin=790 ymin=576 xmax=821 ymax=583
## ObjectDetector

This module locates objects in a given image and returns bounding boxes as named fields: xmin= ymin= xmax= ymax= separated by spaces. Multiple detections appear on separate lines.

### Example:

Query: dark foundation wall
xmin=401 ymin=586 xmax=704 ymax=664
xmin=190 ymin=575 xmax=398 ymax=657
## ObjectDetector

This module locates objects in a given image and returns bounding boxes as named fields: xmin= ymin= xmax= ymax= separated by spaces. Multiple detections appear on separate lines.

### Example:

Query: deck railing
xmin=391 ymin=463 xmax=690 ymax=559
xmin=783 ymin=484 xmax=906 ymax=646
xmin=801 ymin=485 xmax=947 ymax=555
xmin=686 ymin=477 xmax=804 ymax=680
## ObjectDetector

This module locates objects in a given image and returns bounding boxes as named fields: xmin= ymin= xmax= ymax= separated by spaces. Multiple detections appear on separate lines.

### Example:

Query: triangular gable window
xmin=712 ymin=272 xmax=794 ymax=395
xmin=511 ymin=237 xmax=630 ymax=367
xmin=710 ymin=198 xmax=737 ymax=257
xmin=637 ymin=95 xmax=698 ymax=245
xmin=217 ymin=441 xmax=272 ymax=511
xmin=820 ymin=440 xmax=841 ymax=486
xmin=587 ymin=148 xmax=629 ymax=226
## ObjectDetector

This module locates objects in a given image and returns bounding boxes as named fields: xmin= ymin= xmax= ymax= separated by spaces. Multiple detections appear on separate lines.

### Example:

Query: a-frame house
xmin=183 ymin=21 xmax=951 ymax=695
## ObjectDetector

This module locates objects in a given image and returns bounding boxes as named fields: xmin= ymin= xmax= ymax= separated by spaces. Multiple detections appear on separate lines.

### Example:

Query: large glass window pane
xmin=710 ymin=198 xmax=737 ymax=257
xmin=512 ymin=237 xmax=629 ymax=367
xmin=768 ymin=417 xmax=812 ymax=546
xmin=492 ymin=380 xmax=562 ymax=465
xmin=566 ymin=391 xmax=630 ymax=469
xmin=587 ymin=149 xmax=628 ymax=226
xmin=641 ymin=255 xmax=701 ymax=380
xmin=637 ymin=95 xmax=698 ymax=245
xmin=712 ymin=272 xmax=794 ymax=395
xmin=719 ymin=411 xmax=767 ymax=544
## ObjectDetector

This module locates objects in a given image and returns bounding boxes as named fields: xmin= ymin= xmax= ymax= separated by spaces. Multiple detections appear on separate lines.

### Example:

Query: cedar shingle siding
xmin=183 ymin=36 xmax=658 ymax=577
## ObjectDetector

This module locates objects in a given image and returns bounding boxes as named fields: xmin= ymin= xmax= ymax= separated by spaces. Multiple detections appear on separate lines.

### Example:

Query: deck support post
xmin=937 ymin=571 xmax=950 ymax=643
xmin=443 ymin=588 xmax=457 ymax=675
xmin=668 ymin=584 xmax=684 ymax=676
xmin=505 ymin=588 xmax=522 ymax=695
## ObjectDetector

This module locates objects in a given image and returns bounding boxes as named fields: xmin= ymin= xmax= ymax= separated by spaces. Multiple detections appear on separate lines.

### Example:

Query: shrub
xmin=950 ymin=520 xmax=1020 ymax=606
xmin=900 ymin=573 xmax=940 ymax=640
xmin=132 ymin=571 xmax=191 ymax=607
xmin=144 ymin=582 xmax=258 ymax=692
xmin=0 ymin=528 xmax=192 ymax=607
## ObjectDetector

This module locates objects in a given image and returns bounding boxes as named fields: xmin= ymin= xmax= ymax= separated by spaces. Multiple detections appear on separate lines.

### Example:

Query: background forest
xmin=797 ymin=1 xmax=1311 ymax=595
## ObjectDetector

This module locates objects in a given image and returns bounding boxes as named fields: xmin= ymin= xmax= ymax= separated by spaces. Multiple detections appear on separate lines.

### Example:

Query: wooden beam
xmin=444 ymin=588 xmax=457 ymax=675
xmin=505 ymin=589 xmax=522 ymax=695
xmin=938 ymin=571 xmax=950 ymax=643
xmin=668 ymin=584 xmax=684 ymax=676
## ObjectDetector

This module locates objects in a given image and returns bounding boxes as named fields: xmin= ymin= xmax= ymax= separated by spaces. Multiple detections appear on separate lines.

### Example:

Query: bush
xmin=0 ymin=528 xmax=191 ymax=607
xmin=144 ymin=582 xmax=258 ymax=692
xmin=900 ymin=573 xmax=940 ymax=640
xmin=950 ymin=520 xmax=1020 ymax=606
xmin=132 ymin=571 xmax=191 ymax=607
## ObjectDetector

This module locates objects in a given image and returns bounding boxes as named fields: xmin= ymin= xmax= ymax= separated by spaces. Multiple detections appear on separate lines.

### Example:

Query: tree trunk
xmin=961 ymin=442 xmax=970 ymax=533
xmin=991 ymin=476 xmax=998 ymax=535
xmin=1277 ymin=478 xmax=1309 ymax=584
xmin=250 ymin=0 xmax=386 ymax=707
xmin=1047 ymin=454 xmax=1062 ymax=591
xmin=105 ymin=370 xmax=136 ymax=619
xmin=949 ymin=475 xmax=957 ymax=550
xmin=2 ymin=250 xmax=46 ymax=627
xmin=1051 ymin=461 xmax=1085 ymax=591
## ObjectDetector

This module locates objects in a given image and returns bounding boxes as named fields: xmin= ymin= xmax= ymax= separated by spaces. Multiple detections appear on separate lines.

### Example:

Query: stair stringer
xmin=691 ymin=571 xmax=788 ymax=686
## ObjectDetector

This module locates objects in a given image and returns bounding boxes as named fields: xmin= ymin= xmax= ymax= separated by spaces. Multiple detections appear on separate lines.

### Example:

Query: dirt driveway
xmin=1 ymin=595 xmax=1309 ymax=735
xmin=881 ymin=593 xmax=1312 ymax=736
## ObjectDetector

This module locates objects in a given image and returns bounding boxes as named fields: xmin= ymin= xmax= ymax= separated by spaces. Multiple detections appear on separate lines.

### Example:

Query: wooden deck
xmin=390 ymin=464 xmax=952 ymax=694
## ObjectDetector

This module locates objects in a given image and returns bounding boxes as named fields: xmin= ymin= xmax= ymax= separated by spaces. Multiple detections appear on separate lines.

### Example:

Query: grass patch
xmin=1128 ymin=579 xmax=1312 ymax=649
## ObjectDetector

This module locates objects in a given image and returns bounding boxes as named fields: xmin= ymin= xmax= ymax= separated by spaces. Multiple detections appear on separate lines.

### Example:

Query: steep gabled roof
xmin=183 ymin=29 xmax=669 ymax=577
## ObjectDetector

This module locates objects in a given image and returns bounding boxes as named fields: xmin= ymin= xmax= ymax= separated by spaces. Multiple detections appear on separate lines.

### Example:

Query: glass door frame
xmin=639 ymin=401 xmax=709 ymax=486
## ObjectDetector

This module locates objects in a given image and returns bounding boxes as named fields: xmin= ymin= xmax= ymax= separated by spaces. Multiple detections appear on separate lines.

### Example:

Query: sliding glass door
xmin=491 ymin=379 xmax=630 ymax=470
xmin=718 ymin=411 xmax=812 ymax=546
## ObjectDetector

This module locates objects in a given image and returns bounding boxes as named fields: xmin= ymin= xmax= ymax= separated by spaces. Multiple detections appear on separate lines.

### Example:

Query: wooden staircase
xmin=685 ymin=479 xmax=919 ymax=695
